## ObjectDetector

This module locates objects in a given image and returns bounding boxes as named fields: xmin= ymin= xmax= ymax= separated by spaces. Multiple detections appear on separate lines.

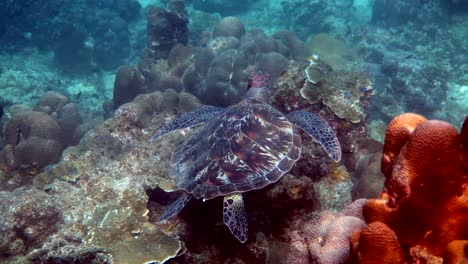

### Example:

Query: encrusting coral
xmin=355 ymin=113 xmax=468 ymax=262
xmin=301 ymin=58 xmax=373 ymax=124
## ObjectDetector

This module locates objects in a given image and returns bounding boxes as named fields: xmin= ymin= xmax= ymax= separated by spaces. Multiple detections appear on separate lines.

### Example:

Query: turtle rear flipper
xmin=159 ymin=192 xmax=192 ymax=221
xmin=287 ymin=110 xmax=342 ymax=162
xmin=223 ymin=194 xmax=248 ymax=243
xmin=150 ymin=105 xmax=224 ymax=141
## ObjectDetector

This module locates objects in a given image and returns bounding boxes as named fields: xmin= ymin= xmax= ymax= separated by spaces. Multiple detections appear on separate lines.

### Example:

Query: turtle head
xmin=246 ymin=70 xmax=271 ymax=101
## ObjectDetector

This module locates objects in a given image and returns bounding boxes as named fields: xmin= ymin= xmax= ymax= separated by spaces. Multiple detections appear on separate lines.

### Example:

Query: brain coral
xmin=360 ymin=113 xmax=468 ymax=260
xmin=287 ymin=200 xmax=368 ymax=264
xmin=350 ymin=221 xmax=406 ymax=264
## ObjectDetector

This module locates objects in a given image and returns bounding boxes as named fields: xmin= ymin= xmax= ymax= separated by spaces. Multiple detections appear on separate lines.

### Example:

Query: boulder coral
xmin=113 ymin=14 xmax=311 ymax=108
xmin=0 ymin=92 xmax=83 ymax=170
xmin=356 ymin=113 xmax=468 ymax=261
xmin=114 ymin=90 xmax=200 ymax=128
xmin=2 ymin=111 xmax=63 ymax=169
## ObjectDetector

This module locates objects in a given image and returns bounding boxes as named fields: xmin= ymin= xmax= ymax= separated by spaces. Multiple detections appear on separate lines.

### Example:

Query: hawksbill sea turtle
xmin=150 ymin=70 xmax=342 ymax=243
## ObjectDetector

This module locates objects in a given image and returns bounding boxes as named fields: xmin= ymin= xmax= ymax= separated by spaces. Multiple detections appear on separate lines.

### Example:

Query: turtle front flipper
xmin=150 ymin=105 xmax=224 ymax=141
xmin=287 ymin=110 xmax=342 ymax=162
xmin=159 ymin=192 xmax=192 ymax=221
xmin=223 ymin=193 xmax=248 ymax=243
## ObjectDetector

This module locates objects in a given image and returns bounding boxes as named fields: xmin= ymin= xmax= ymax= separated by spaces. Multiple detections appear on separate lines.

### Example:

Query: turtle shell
xmin=170 ymin=97 xmax=302 ymax=200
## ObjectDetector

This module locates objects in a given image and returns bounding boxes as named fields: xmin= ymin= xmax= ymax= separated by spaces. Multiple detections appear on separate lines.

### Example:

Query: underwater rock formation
xmin=2 ymin=111 xmax=63 ymax=169
xmin=0 ymin=92 xmax=83 ymax=170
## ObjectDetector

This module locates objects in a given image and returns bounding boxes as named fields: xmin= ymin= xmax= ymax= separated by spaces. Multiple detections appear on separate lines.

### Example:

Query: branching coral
xmin=356 ymin=113 xmax=468 ymax=261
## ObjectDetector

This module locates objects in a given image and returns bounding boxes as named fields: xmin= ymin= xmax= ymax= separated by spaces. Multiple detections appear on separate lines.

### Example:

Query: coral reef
xmin=444 ymin=240 xmax=468 ymax=264
xmin=0 ymin=188 xmax=61 ymax=258
xmin=0 ymin=67 xmax=375 ymax=263
xmin=112 ymin=66 xmax=145 ymax=110
xmin=27 ymin=236 xmax=112 ymax=264
xmin=0 ymin=90 xmax=205 ymax=263
xmin=306 ymin=33 xmax=357 ymax=71
xmin=145 ymin=0 xmax=189 ymax=60
xmin=213 ymin=16 xmax=246 ymax=39
xmin=286 ymin=113 xmax=468 ymax=264
xmin=114 ymin=14 xmax=310 ymax=108
xmin=300 ymin=58 xmax=374 ymax=124
xmin=0 ymin=92 xmax=83 ymax=170
xmin=350 ymin=221 xmax=406 ymax=264
xmin=356 ymin=113 xmax=468 ymax=261
xmin=351 ymin=138 xmax=384 ymax=200
xmin=114 ymin=90 xmax=200 ymax=128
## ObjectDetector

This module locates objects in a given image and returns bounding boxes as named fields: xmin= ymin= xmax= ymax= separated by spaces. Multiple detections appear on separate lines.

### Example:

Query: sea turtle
xmin=151 ymin=70 xmax=341 ymax=243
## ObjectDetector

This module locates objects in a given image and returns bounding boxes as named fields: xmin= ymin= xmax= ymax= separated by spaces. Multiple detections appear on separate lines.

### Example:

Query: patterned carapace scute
xmin=170 ymin=97 xmax=302 ymax=200
xmin=246 ymin=70 xmax=272 ymax=100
